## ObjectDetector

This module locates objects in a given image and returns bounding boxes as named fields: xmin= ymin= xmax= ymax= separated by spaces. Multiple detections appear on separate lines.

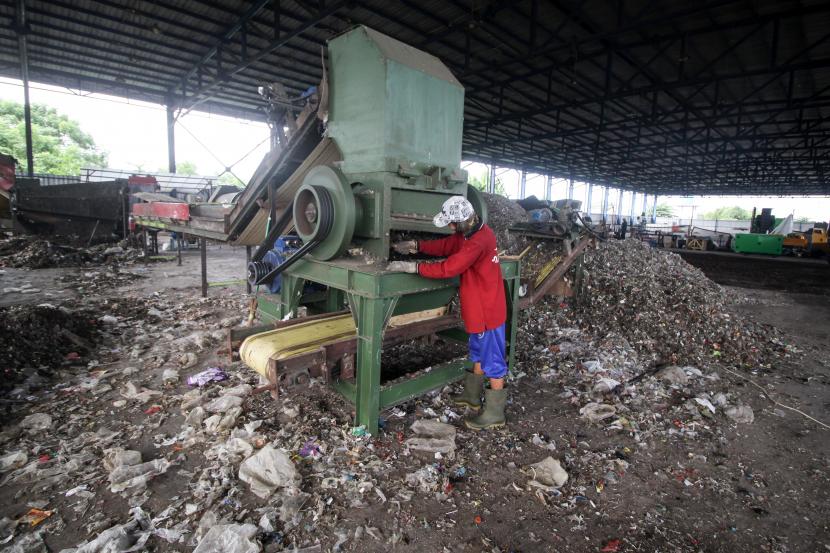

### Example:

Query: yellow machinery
xmin=783 ymin=227 xmax=830 ymax=257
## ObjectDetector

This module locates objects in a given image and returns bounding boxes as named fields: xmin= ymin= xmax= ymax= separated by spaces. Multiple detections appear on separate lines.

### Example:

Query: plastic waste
xmin=725 ymin=405 xmax=754 ymax=424
xmin=187 ymin=367 xmax=228 ymax=387
xmin=192 ymin=523 xmax=260 ymax=553
xmin=526 ymin=456 xmax=568 ymax=489
xmin=238 ymin=445 xmax=300 ymax=499
xmin=579 ymin=402 xmax=617 ymax=423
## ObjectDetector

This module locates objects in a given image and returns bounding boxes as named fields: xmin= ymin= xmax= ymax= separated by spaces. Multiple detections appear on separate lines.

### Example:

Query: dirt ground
xmin=1 ymin=241 xmax=828 ymax=552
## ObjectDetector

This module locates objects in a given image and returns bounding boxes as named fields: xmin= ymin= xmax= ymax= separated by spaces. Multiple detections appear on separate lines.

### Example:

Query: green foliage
xmin=176 ymin=161 xmax=198 ymax=175
xmin=468 ymin=170 xmax=506 ymax=196
xmin=218 ymin=172 xmax=246 ymax=188
xmin=702 ymin=206 xmax=752 ymax=220
xmin=655 ymin=203 xmax=674 ymax=217
xmin=0 ymin=99 xmax=107 ymax=174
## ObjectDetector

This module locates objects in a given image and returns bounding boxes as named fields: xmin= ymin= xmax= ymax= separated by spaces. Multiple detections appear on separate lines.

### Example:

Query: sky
xmin=0 ymin=77 xmax=270 ymax=182
xmin=2 ymin=77 xmax=828 ymax=222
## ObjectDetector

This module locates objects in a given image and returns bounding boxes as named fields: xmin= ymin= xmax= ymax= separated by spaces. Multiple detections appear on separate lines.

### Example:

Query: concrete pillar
xmin=586 ymin=184 xmax=593 ymax=218
xmin=568 ymin=177 xmax=574 ymax=200
xmin=630 ymin=192 xmax=637 ymax=219
xmin=488 ymin=163 xmax=496 ymax=194
xmin=651 ymin=194 xmax=658 ymax=223
xmin=545 ymin=175 xmax=552 ymax=201
xmin=602 ymin=186 xmax=610 ymax=220
xmin=519 ymin=170 xmax=527 ymax=199
xmin=16 ymin=0 xmax=33 ymax=176
xmin=616 ymin=189 xmax=624 ymax=223
xmin=166 ymin=101 xmax=177 ymax=173
xmin=641 ymin=194 xmax=648 ymax=217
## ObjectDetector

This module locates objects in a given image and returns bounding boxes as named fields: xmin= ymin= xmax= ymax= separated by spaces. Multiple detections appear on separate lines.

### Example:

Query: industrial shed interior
xmin=0 ymin=2 xmax=828 ymax=553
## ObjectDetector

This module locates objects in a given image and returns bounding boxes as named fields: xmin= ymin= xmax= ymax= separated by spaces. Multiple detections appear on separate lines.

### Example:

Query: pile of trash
xmin=481 ymin=191 xmax=528 ymax=253
xmin=0 ymin=236 xmax=145 ymax=269
xmin=562 ymin=239 xmax=786 ymax=367
xmin=0 ymin=304 xmax=100 ymax=397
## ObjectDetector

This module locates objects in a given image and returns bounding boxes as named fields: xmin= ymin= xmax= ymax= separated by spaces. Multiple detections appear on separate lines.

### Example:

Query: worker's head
xmin=433 ymin=196 xmax=478 ymax=233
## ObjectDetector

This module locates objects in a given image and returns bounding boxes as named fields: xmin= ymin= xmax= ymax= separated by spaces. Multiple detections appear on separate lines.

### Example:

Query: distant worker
xmin=387 ymin=196 xmax=508 ymax=430
xmin=618 ymin=218 xmax=628 ymax=239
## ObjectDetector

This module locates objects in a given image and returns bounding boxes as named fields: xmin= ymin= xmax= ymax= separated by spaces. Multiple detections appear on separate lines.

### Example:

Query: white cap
xmin=432 ymin=196 xmax=475 ymax=228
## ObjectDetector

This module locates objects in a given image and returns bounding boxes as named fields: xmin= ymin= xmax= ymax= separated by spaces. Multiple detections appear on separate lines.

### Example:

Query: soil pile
xmin=0 ymin=304 xmax=100 ymax=396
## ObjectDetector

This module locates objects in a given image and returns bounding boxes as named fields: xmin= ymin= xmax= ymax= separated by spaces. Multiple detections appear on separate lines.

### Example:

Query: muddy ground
xmin=0 ymin=240 xmax=828 ymax=553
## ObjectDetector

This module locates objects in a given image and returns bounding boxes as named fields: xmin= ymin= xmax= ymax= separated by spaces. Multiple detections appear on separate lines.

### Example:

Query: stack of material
xmin=520 ymin=239 xmax=785 ymax=369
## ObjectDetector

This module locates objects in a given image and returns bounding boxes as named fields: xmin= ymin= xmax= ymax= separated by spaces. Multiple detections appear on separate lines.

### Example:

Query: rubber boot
xmin=451 ymin=371 xmax=485 ymax=409
xmin=465 ymin=388 xmax=507 ymax=430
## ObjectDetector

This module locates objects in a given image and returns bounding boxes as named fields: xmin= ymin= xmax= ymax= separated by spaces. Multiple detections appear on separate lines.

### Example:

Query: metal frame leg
xmin=245 ymin=245 xmax=252 ymax=294
xmin=351 ymin=296 xmax=395 ymax=436
xmin=177 ymin=234 xmax=182 ymax=266
xmin=200 ymin=238 xmax=207 ymax=297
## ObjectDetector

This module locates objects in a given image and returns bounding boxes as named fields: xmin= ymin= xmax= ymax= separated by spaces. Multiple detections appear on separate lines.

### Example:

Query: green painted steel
xmin=379 ymin=360 xmax=469 ymax=408
xmin=327 ymin=26 xmax=464 ymax=174
xmin=733 ymin=233 xmax=784 ymax=255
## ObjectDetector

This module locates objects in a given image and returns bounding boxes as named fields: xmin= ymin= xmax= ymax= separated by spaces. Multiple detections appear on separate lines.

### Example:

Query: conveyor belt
xmin=239 ymin=307 xmax=451 ymax=378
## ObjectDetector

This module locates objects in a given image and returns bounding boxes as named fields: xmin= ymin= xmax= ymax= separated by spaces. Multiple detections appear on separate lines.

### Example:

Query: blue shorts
xmin=468 ymin=324 xmax=507 ymax=379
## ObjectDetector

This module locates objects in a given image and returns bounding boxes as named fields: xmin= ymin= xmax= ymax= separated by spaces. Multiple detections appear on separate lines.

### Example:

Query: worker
xmin=387 ymin=196 xmax=507 ymax=430
xmin=618 ymin=217 xmax=628 ymax=239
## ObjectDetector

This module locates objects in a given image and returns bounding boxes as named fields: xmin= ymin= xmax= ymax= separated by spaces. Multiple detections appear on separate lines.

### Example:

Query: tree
xmin=655 ymin=203 xmax=674 ymax=217
xmin=218 ymin=172 xmax=246 ymax=188
xmin=0 ymin=100 xmax=107 ymax=174
xmin=702 ymin=206 xmax=751 ymax=220
xmin=176 ymin=160 xmax=198 ymax=175
xmin=468 ymin=170 xmax=506 ymax=196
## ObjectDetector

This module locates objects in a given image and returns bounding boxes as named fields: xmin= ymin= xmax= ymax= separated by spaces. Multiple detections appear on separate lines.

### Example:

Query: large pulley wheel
xmin=293 ymin=165 xmax=356 ymax=261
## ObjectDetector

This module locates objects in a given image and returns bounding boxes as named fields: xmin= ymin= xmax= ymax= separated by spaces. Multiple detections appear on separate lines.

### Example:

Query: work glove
xmin=386 ymin=261 xmax=417 ymax=273
xmin=391 ymin=240 xmax=418 ymax=255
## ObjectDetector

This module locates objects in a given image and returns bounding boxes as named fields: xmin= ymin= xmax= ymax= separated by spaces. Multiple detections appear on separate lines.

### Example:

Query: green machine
xmin=238 ymin=26 xmax=520 ymax=435
xmin=732 ymin=233 xmax=784 ymax=255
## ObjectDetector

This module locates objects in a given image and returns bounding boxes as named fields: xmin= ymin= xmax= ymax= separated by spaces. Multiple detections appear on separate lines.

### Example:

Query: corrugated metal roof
xmin=0 ymin=0 xmax=828 ymax=195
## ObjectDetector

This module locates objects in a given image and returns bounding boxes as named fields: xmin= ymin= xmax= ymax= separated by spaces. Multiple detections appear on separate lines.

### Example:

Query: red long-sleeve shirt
xmin=417 ymin=224 xmax=506 ymax=333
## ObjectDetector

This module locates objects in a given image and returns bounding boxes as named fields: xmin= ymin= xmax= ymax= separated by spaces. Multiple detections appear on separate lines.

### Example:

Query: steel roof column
xmin=601 ymin=186 xmax=610 ymax=222
xmin=488 ymin=162 xmax=496 ymax=194
xmin=166 ymin=100 xmax=177 ymax=173
xmin=519 ymin=170 xmax=527 ymax=199
xmin=630 ymin=192 xmax=637 ymax=219
xmin=641 ymin=194 xmax=648 ymax=217
xmin=616 ymin=189 xmax=624 ymax=224
xmin=651 ymin=194 xmax=658 ymax=223
xmin=586 ymin=183 xmax=593 ymax=218
xmin=16 ymin=0 xmax=33 ymax=176
xmin=545 ymin=175 xmax=552 ymax=201
xmin=567 ymin=177 xmax=574 ymax=200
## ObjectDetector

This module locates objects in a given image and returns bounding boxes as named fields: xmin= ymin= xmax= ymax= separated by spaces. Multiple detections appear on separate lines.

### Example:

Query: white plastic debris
xmin=694 ymin=397 xmax=716 ymax=414
xmin=103 ymin=448 xmax=142 ymax=472
xmin=109 ymin=458 xmax=171 ymax=493
xmin=405 ymin=419 xmax=457 ymax=459
xmin=121 ymin=381 xmax=162 ymax=403
xmin=192 ymin=523 xmax=260 ymax=553
xmin=0 ymin=451 xmax=27 ymax=472
xmin=238 ymin=445 xmax=300 ymax=499
xmin=579 ymin=402 xmax=617 ymax=423
xmin=162 ymin=368 xmax=179 ymax=384
xmin=725 ymin=405 xmax=755 ymax=424
xmin=204 ymin=395 xmax=244 ymax=413
xmin=526 ymin=456 xmax=569 ymax=489
xmin=655 ymin=365 xmax=688 ymax=386
xmin=20 ymin=413 xmax=52 ymax=432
